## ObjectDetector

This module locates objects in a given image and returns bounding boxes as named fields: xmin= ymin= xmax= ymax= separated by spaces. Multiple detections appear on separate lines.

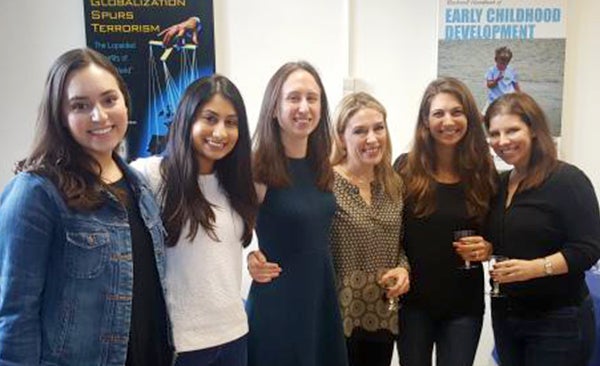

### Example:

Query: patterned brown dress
xmin=330 ymin=171 xmax=409 ymax=340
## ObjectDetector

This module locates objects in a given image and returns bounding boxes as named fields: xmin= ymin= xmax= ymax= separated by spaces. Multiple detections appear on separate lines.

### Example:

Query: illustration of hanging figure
xmin=144 ymin=16 xmax=207 ymax=155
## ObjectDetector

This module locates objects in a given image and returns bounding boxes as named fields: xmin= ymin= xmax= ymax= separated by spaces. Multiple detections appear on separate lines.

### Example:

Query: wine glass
xmin=488 ymin=255 xmax=508 ymax=297
xmin=454 ymin=229 xmax=479 ymax=270
xmin=380 ymin=275 xmax=400 ymax=312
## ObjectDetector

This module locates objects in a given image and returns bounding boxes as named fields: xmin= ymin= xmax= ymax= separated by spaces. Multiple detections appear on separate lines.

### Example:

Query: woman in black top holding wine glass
xmin=484 ymin=92 xmax=600 ymax=366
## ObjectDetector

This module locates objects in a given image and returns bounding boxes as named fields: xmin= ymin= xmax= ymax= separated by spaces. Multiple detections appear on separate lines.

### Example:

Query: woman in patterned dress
xmin=329 ymin=92 xmax=410 ymax=366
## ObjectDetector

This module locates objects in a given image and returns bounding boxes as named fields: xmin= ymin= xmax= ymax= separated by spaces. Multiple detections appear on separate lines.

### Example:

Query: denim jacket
xmin=0 ymin=159 xmax=167 ymax=366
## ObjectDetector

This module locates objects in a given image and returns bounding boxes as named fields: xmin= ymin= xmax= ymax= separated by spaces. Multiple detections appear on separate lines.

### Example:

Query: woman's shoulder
xmin=331 ymin=170 xmax=355 ymax=198
xmin=556 ymin=161 xmax=584 ymax=175
xmin=254 ymin=182 xmax=267 ymax=204
xmin=130 ymin=155 xmax=162 ymax=175
xmin=3 ymin=172 xmax=56 ymax=197
xmin=129 ymin=155 xmax=163 ymax=189
xmin=550 ymin=161 xmax=593 ymax=189
xmin=1 ymin=172 xmax=61 ymax=214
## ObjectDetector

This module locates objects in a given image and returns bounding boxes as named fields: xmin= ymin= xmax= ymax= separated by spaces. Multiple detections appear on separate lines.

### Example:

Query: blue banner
xmin=84 ymin=0 xmax=216 ymax=159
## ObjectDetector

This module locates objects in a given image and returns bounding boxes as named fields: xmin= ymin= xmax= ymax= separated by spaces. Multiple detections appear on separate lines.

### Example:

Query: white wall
xmin=1 ymin=1 xmax=599 ymax=365
xmin=1 ymin=1 xmax=599 ymax=190
xmin=349 ymin=0 xmax=438 ymax=155
xmin=561 ymin=0 xmax=600 ymax=196
xmin=214 ymin=0 xmax=346 ymax=134
xmin=0 ymin=1 xmax=85 ymax=185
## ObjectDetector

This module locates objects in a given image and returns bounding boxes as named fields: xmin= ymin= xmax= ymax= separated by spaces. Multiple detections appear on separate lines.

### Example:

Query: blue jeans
xmin=398 ymin=305 xmax=483 ymax=366
xmin=175 ymin=334 xmax=247 ymax=366
xmin=492 ymin=296 xmax=595 ymax=366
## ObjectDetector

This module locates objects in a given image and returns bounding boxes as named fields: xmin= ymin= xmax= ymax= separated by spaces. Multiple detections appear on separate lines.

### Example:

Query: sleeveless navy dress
xmin=246 ymin=158 xmax=348 ymax=366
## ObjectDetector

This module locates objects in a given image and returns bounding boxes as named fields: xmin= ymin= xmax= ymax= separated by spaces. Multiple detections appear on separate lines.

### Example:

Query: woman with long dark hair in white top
xmin=132 ymin=74 xmax=257 ymax=366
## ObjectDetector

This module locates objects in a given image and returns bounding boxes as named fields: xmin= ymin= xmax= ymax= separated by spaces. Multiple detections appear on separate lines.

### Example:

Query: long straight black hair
xmin=160 ymin=75 xmax=257 ymax=247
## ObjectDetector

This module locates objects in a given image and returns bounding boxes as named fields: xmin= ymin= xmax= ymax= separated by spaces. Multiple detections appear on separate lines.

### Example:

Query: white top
xmin=131 ymin=156 xmax=248 ymax=352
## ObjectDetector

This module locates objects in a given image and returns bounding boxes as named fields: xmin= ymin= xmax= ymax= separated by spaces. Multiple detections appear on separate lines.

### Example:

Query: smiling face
xmin=487 ymin=113 xmax=533 ymax=171
xmin=276 ymin=69 xmax=321 ymax=144
xmin=342 ymin=107 xmax=387 ymax=169
xmin=191 ymin=93 xmax=239 ymax=174
xmin=63 ymin=63 xmax=128 ymax=164
xmin=427 ymin=92 xmax=468 ymax=150
xmin=495 ymin=53 xmax=511 ymax=71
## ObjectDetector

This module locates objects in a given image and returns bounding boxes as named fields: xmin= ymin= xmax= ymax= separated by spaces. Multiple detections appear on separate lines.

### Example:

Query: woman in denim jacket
xmin=0 ymin=48 xmax=172 ymax=366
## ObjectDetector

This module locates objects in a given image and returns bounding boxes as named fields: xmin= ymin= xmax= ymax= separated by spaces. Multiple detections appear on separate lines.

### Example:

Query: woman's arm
xmin=246 ymin=182 xmax=281 ymax=282
xmin=557 ymin=166 xmax=600 ymax=272
xmin=378 ymin=227 xmax=411 ymax=298
xmin=0 ymin=175 xmax=57 ymax=364
xmin=254 ymin=182 xmax=267 ymax=204
xmin=492 ymin=165 xmax=600 ymax=283
xmin=491 ymin=253 xmax=567 ymax=284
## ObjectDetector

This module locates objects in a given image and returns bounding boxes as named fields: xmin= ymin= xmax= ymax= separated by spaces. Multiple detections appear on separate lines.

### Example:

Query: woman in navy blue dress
xmin=245 ymin=61 xmax=348 ymax=366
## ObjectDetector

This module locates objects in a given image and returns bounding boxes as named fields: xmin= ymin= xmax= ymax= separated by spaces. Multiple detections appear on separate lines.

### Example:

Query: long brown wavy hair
xmin=253 ymin=61 xmax=333 ymax=191
xmin=484 ymin=92 xmax=558 ymax=192
xmin=15 ymin=48 xmax=131 ymax=211
xmin=331 ymin=92 xmax=402 ymax=202
xmin=397 ymin=77 xmax=497 ymax=222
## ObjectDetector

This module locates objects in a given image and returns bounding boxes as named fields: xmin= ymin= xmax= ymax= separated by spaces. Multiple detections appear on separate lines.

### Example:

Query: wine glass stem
xmin=492 ymin=282 xmax=500 ymax=295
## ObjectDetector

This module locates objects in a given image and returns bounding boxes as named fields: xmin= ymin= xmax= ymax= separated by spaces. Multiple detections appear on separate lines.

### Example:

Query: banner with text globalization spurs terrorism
xmin=84 ymin=0 xmax=215 ymax=159
xmin=437 ymin=0 xmax=566 ymax=137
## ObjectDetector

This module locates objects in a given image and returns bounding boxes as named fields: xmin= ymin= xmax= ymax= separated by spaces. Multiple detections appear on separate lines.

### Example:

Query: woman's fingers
xmin=453 ymin=239 xmax=488 ymax=261
xmin=247 ymin=250 xmax=282 ymax=283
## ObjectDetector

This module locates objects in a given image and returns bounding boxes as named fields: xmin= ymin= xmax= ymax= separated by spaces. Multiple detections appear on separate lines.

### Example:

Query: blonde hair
xmin=331 ymin=92 xmax=402 ymax=202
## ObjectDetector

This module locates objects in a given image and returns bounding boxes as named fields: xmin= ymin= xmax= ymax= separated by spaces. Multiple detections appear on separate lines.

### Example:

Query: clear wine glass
xmin=488 ymin=255 xmax=508 ymax=297
xmin=380 ymin=274 xmax=400 ymax=312
xmin=454 ymin=229 xmax=480 ymax=270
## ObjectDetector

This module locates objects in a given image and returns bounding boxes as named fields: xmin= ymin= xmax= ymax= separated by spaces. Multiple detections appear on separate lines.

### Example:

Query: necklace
xmin=338 ymin=165 xmax=374 ymax=188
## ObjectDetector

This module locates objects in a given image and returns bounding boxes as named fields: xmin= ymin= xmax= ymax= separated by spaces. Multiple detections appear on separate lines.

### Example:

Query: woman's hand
xmin=379 ymin=267 xmax=410 ymax=298
xmin=490 ymin=258 xmax=543 ymax=284
xmin=453 ymin=236 xmax=493 ymax=262
xmin=247 ymin=250 xmax=282 ymax=283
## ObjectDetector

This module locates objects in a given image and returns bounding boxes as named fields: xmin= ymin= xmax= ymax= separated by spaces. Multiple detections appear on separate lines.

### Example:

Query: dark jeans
xmin=398 ymin=305 xmax=483 ymax=366
xmin=174 ymin=334 xmax=247 ymax=366
xmin=346 ymin=334 xmax=394 ymax=366
xmin=492 ymin=296 xmax=596 ymax=366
